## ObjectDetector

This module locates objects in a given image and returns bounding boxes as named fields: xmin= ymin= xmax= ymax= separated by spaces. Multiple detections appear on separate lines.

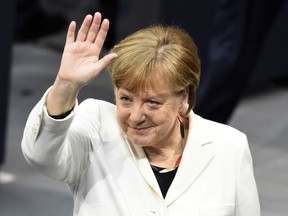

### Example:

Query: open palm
xmin=58 ymin=12 xmax=117 ymax=89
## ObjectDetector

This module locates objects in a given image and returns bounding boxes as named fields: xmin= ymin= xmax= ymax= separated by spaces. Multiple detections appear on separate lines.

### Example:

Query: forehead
xmin=120 ymin=69 xmax=174 ymax=91
xmin=117 ymin=87 xmax=173 ymax=99
xmin=119 ymin=75 xmax=173 ymax=94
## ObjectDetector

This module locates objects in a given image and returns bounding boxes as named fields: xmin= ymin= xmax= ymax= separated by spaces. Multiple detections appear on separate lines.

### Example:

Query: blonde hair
xmin=108 ymin=24 xmax=201 ymax=116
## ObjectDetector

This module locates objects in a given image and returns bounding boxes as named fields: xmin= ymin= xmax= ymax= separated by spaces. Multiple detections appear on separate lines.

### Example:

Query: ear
xmin=178 ymin=91 xmax=189 ymax=114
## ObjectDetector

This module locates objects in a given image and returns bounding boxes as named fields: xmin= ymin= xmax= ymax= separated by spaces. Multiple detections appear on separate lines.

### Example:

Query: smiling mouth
xmin=131 ymin=126 xmax=150 ymax=131
xmin=128 ymin=126 xmax=152 ymax=134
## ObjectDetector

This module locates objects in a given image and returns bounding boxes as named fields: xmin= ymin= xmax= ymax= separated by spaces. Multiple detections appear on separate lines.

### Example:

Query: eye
xmin=119 ymin=95 xmax=132 ymax=105
xmin=146 ymin=100 xmax=161 ymax=108
xmin=119 ymin=96 xmax=131 ymax=102
xmin=147 ymin=100 xmax=158 ymax=104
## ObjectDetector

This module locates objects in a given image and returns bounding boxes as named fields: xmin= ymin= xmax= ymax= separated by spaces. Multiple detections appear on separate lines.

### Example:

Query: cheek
xmin=116 ymin=107 xmax=129 ymax=130
xmin=161 ymin=115 xmax=176 ymax=129
xmin=152 ymin=111 xmax=175 ymax=131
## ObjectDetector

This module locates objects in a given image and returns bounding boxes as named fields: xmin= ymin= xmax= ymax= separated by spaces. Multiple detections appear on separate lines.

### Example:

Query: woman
xmin=21 ymin=12 xmax=260 ymax=215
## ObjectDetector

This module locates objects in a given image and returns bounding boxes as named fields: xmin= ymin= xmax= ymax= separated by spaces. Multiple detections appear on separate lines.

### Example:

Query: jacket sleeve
xmin=235 ymin=135 xmax=261 ymax=215
xmin=21 ymin=88 xmax=92 ymax=184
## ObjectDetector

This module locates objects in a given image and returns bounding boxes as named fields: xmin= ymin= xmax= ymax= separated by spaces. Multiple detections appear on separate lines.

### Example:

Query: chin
xmin=128 ymin=135 xmax=151 ymax=147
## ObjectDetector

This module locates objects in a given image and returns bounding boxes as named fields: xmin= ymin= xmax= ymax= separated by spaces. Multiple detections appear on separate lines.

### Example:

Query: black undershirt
xmin=151 ymin=165 xmax=178 ymax=198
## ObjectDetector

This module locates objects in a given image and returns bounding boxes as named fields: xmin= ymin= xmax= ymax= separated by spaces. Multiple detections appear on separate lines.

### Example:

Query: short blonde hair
xmin=108 ymin=24 xmax=201 ymax=115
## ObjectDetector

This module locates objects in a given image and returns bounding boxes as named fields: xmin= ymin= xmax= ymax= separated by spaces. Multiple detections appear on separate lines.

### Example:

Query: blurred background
xmin=0 ymin=0 xmax=288 ymax=215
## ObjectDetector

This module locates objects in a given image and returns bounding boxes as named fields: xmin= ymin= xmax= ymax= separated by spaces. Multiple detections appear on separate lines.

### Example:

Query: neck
xmin=144 ymin=136 xmax=184 ymax=168
xmin=144 ymin=116 xmax=188 ymax=168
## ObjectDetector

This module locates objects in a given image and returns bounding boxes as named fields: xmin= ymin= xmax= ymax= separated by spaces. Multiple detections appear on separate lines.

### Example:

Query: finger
xmin=65 ymin=21 xmax=76 ymax=45
xmin=93 ymin=53 xmax=117 ymax=75
xmin=86 ymin=12 xmax=102 ymax=42
xmin=94 ymin=18 xmax=110 ymax=55
xmin=76 ymin=14 xmax=93 ymax=42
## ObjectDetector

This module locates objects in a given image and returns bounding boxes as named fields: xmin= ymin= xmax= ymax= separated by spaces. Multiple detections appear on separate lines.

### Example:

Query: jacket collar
xmin=127 ymin=112 xmax=215 ymax=203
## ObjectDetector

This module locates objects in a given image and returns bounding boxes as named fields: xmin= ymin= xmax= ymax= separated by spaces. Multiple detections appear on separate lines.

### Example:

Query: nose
xmin=129 ymin=104 xmax=146 ymax=124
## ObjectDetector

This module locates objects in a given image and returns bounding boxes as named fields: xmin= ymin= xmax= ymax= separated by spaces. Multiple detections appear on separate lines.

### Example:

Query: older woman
xmin=22 ymin=12 xmax=260 ymax=215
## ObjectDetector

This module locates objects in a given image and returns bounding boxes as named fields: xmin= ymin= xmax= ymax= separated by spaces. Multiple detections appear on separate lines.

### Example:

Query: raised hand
xmin=59 ymin=12 xmax=117 ymax=88
xmin=47 ymin=12 xmax=117 ymax=115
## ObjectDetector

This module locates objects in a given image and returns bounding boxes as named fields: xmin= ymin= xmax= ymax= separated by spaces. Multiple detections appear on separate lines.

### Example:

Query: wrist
xmin=46 ymin=78 xmax=78 ymax=116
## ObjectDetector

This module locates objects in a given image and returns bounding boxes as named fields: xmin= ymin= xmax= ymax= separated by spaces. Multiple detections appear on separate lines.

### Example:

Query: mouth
xmin=128 ymin=125 xmax=152 ymax=135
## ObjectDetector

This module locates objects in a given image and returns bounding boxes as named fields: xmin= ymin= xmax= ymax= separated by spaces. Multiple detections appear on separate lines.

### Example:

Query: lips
xmin=128 ymin=125 xmax=152 ymax=135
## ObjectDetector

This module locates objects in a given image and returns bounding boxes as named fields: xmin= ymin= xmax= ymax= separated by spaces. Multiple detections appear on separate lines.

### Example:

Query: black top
xmin=151 ymin=165 xmax=178 ymax=198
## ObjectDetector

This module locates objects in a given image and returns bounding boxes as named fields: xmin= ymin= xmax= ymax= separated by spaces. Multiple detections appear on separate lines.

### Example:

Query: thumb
xmin=95 ymin=53 xmax=117 ymax=72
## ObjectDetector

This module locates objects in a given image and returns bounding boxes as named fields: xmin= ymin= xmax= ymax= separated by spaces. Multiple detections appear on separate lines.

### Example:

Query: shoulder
xmin=77 ymin=98 xmax=116 ymax=116
xmin=191 ymin=112 xmax=248 ymax=150
xmin=79 ymin=98 xmax=116 ymax=110
xmin=73 ymin=99 xmax=118 ymax=129
xmin=193 ymin=112 xmax=245 ymax=136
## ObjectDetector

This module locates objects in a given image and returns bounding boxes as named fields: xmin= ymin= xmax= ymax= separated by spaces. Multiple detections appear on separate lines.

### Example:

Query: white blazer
xmin=22 ymin=88 xmax=260 ymax=216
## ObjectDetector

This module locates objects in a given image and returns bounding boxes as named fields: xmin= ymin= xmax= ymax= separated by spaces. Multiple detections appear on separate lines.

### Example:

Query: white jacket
xmin=22 ymin=89 xmax=260 ymax=216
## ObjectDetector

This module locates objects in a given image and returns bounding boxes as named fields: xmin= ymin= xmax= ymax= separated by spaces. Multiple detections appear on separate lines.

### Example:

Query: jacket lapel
xmin=125 ymin=137 xmax=163 ymax=197
xmin=125 ymin=112 xmax=216 ymax=203
xmin=165 ymin=112 xmax=215 ymax=206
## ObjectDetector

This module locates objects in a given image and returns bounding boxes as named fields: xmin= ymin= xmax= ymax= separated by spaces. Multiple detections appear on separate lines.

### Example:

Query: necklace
xmin=150 ymin=155 xmax=182 ymax=173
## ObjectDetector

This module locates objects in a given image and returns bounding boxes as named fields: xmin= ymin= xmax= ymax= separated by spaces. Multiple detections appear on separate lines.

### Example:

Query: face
xmin=115 ymin=79 xmax=187 ymax=149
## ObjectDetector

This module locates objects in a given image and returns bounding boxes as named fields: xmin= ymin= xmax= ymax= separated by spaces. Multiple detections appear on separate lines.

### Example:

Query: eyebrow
xmin=118 ymin=88 xmax=172 ymax=99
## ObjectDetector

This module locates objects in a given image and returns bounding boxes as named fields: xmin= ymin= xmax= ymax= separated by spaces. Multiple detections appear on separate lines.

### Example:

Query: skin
xmin=115 ymin=80 xmax=188 ymax=168
xmin=46 ymin=12 xmax=117 ymax=115
xmin=46 ymin=12 xmax=188 ymax=168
